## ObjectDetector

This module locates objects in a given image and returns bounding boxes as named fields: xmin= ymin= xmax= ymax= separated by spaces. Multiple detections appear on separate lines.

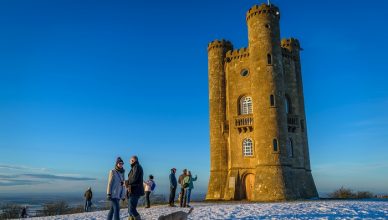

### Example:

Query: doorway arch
xmin=242 ymin=173 xmax=255 ymax=200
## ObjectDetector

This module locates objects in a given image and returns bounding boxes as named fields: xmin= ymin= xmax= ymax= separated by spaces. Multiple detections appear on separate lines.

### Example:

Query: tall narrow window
xmin=285 ymin=95 xmax=292 ymax=114
xmin=287 ymin=138 xmax=293 ymax=157
xmin=273 ymin=139 xmax=278 ymax=152
xmin=270 ymin=95 xmax=275 ymax=107
xmin=243 ymin=139 xmax=253 ymax=156
xmin=240 ymin=96 xmax=253 ymax=115
xmin=267 ymin=53 xmax=272 ymax=65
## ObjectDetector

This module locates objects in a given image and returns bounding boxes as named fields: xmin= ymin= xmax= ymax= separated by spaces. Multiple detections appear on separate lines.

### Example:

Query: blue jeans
xmin=128 ymin=196 xmax=140 ymax=217
xmin=85 ymin=200 xmax=92 ymax=212
xmin=186 ymin=188 xmax=192 ymax=205
xmin=107 ymin=199 xmax=120 ymax=220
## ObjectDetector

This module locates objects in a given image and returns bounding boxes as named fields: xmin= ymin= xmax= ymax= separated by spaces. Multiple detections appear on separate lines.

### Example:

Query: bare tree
xmin=0 ymin=203 xmax=22 ymax=219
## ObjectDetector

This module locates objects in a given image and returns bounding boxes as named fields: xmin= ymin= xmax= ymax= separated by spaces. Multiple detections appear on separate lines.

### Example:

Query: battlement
xmin=225 ymin=47 xmax=249 ymax=62
xmin=281 ymin=38 xmax=301 ymax=61
xmin=208 ymin=39 xmax=233 ymax=52
xmin=281 ymin=38 xmax=301 ymax=50
xmin=246 ymin=3 xmax=280 ymax=21
xmin=281 ymin=48 xmax=297 ymax=61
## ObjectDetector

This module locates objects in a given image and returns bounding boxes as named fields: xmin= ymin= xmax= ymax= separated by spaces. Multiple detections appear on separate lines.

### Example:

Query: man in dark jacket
xmin=178 ymin=169 xmax=187 ymax=207
xmin=126 ymin=156 xmax=144 ymax=220
xmin=84 ymin=187 xmax=93 ymax=212
xmin=168 ymin=168 xmax=177 ymax=207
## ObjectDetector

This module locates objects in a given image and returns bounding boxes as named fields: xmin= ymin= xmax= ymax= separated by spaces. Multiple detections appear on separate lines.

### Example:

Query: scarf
xmin=115 ymin=166 xmax=125 ymax=174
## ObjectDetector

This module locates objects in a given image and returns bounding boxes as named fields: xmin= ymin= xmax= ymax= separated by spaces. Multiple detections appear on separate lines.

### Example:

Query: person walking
xmin=143 ymin=175 xmax=156 ymax=208
xmin=178 ymin=169 xmax=187 ymax=207
xmin=126 ymin=156 xmax=144 ymax=220
xmin=185 ymin=171 xmax=197 ymax=207
xmin=84 ymin=187 xmax=93 ymax=212
xmin=168 ymin=168 xmax=177 ymax=207
xmin=107 ymin=157 xmax=126 ymax=220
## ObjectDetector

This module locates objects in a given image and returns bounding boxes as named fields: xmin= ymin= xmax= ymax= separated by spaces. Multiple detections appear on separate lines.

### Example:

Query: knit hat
xmin=116 ymin=157 xmax=124 ymax=165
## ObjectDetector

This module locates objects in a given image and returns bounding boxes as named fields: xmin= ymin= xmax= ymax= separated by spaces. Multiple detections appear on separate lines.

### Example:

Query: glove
xmin=107 ymin=194 xmax=112 ymax=201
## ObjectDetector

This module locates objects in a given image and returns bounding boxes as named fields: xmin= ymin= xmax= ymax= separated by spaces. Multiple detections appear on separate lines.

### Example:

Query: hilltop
xmin=31 ymin=200 xmax=388 ymax=219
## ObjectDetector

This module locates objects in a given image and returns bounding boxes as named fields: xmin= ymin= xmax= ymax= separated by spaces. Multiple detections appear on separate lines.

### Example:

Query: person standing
xmin=107 ymin=157 xmax=126 ymax=220
xmin=126 ymin=156 xmax=144 ymax=220
xmin=185 ymin=171 xmax=197 ymax=207
xmin=178 ymin=169 xmax=187 ymax=207
xmin=168 ymin=168 xmax=177 ymax=207
xmin=20 ymin=206 xmax=27 ymax=218
xmin=143 ymin=175 xmax=156 ymax=208
xmin=181 ymin=172 xmax=192 ymax=208
xmin=84 ymin=187 xmax=93 ymax=212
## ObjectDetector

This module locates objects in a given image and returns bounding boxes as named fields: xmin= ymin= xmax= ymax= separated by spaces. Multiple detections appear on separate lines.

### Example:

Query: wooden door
xmin=244 ymin=174 xmax=255 ymax=201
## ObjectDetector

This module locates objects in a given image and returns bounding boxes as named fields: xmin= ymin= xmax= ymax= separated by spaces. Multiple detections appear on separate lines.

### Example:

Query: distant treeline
xmin=0 ymin=194 xmax=167 ymax=219
xmin=328 ymin=187 xmax=381 ymax=199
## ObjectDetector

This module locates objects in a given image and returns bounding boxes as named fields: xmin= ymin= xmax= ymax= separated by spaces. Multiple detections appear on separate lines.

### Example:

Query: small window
xmin=273 ymin=139 xmax=278 ymax=152
xmin=240 ymin=69 xmax=249 ymax=77
xmin=300 ymin=119 xmax=305 ymax=132
xmin=243 ymin=139 xmax=253 ymax=156
xmin=267 ymin=54 xmax=272 ymax=65
xmin=270 ymin=95 xmax=275 ymax=107
xmin=287 ymin=138 xmax=293 ymax=158
xmin=265 ymin=24 xmax=271 ymax=29
xmin=285 ymin=95 xmax=292 ymax=114
xmin=240 ymin=96 xmax=253 ymax=115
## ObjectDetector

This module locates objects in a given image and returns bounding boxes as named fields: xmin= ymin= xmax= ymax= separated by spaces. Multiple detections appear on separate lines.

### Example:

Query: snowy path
xmin=32 ymin=200 xmax=388 ymax=220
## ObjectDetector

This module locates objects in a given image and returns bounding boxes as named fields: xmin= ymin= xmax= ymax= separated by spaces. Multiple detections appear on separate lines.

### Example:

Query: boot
xmin=134 ymin=215 xmax=141 ymax=220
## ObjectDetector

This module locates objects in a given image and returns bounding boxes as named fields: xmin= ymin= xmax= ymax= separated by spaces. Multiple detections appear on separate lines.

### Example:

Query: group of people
xmin=169 ymin=168 xmax=197 ymax=208
xmin=105 ymin=155 xmax=196 ymax=220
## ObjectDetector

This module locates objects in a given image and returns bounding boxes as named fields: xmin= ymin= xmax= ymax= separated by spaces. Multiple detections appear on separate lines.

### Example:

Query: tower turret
xmin=246 ymin=4 xmax=290 ymax=201
xmin=282 ymin=38 xmax=318 ymax=198
xmin=207 ymin=39 xmax=233 ymax=200
xmin=281 ymin=38 xmax=308 ymax=170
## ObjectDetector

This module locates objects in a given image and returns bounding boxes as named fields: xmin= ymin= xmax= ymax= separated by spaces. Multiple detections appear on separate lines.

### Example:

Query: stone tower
xmin=206 ymin=3 xmax=318 ymax=201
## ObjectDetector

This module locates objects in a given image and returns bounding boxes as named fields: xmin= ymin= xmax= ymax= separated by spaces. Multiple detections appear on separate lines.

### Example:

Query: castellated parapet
xmin=207 ymin=3 xmax=318 ymax=201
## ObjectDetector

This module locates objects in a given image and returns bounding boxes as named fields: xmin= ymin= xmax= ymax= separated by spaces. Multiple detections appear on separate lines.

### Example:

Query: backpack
xmin=150 ymin=181 xmax=156 ymax=191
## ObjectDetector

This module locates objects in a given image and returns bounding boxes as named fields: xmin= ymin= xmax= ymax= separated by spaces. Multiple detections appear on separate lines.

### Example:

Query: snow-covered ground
xmin=32 ymin=200 xmax=388 ymax=220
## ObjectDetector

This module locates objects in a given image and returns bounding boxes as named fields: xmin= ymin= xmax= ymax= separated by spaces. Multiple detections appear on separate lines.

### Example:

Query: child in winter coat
xmin=143 ymin=175 xmax=156 ymax=208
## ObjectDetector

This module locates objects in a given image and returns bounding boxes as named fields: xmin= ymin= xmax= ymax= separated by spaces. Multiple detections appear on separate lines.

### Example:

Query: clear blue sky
xmin=0 ymin=0 xmax=387 ymax=196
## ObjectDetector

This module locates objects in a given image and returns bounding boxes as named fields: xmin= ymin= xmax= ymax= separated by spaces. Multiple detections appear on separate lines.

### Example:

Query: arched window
xmin=270 ymin=94 xmax=275 ymax=107
xmin=267 ymin=53 xmax=272 ymax=65
xmin=243 ymin=139 xmax=253 ymax=156
xmin=273 ymin=139 xmax=278 ymax=152
xmin=240 ymin=96 xmax=253 ymax=115
xmin=285 ymin=95 xmax=292 ymax=114
xmin=287 ymin=138 xmax=293 ymax=157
